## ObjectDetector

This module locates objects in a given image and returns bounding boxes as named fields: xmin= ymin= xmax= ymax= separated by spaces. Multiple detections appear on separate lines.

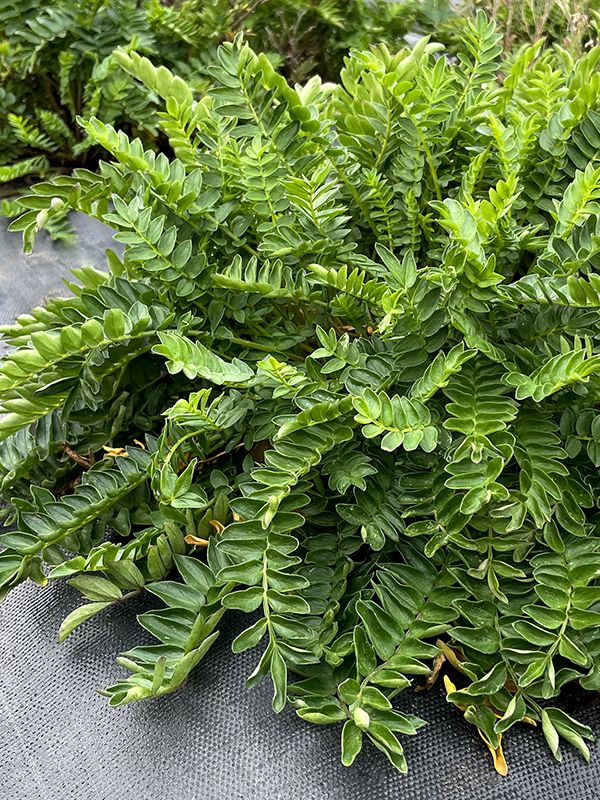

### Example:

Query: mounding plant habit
xmin=3 ymin=15 xmax=600 ymax=775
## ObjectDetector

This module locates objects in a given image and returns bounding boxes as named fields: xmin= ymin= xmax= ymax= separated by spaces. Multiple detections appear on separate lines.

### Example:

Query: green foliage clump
xmin=0 ymin=3 xmax=160 ymax=177
xmin=0 ymin=0 xmax=424 ymax=213
xmin=4 ymin=14 xmax=600 ymax=776
xmin=1 ymin=0 xmax=595 ymax=234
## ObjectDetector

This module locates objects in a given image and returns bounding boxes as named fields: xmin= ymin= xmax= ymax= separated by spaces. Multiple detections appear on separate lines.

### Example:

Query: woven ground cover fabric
xmin=0 ymin=218 xmax=599 ymax=800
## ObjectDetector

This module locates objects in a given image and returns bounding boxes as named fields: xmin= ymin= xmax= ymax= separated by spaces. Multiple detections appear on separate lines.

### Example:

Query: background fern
xmin=2 ymin=0 xmax=598 ymax=223
xmin=0 ymin=0 xmax=442 ymax=213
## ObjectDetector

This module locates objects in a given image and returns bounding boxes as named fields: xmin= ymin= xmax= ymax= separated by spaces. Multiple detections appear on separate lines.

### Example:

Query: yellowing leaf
xmin=184 ymin=534 xmax=210 ymax=547
xmin=478 ymin=730 xmax=508 ymax=776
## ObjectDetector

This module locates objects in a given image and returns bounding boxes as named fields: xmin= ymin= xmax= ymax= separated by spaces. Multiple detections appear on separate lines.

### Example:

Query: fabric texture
xmin=1 ymin=218 xmax=599 ymax=800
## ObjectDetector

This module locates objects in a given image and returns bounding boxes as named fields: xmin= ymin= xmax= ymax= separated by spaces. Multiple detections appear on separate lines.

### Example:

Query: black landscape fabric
xmin=0 ymin=218 xmax=599 ymax=800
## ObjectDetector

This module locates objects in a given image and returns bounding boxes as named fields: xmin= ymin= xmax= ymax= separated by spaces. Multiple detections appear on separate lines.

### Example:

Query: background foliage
xmin=0 ymin=0 xmax=424 ymax=217
xmin=467 ymin=0 xmax=598 ymax=53
xmin=2 ymin=0 xmax=598 ymax=217
xmin=3 ymin=3 xmax=600 ymax=781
